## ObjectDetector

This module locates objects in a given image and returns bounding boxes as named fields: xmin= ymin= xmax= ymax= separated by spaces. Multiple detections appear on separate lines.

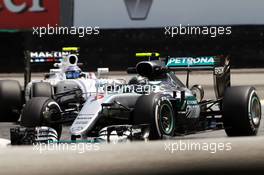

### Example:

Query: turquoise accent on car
xmin=174 ymin=95 xmax=198 ymax=111
xmin=186 ymin=96 xmax=198 ymax=105
xmin=166 ymin=56 xmax=215 ymax=67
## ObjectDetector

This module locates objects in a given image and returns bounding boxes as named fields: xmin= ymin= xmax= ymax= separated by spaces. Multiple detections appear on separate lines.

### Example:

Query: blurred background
xmin=1 ymin=0 xmax=264 ymax=72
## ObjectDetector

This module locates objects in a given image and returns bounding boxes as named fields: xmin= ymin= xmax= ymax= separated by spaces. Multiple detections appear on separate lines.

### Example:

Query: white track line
xmin=0 ymin=138 xmax=10 ymax=147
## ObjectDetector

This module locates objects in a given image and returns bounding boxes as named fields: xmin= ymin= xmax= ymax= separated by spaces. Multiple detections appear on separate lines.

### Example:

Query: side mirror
xmin=190 ymin=85 xmax=204 ymax=102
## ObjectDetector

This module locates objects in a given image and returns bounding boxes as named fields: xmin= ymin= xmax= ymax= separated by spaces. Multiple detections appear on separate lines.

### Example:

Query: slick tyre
xmin=223 ymin=86 xmax=261 ymax=136
xmin=133 ymin=93 xmax=175 ymax=140
xmin=21 ymin=97 xmax=62 ymax=138
xmin=0 ymin=80 xmax=22 ymax=122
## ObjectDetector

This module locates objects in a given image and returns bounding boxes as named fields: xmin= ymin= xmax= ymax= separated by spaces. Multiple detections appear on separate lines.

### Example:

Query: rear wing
xmin=166 ymin=55 xmax=231 ymax=98
xmin=30 ymin=47 xmax=79 ymax=64
xmin=24 ymin=47 xmax=80 ymax=89
xmin=29 ymin=52 xmax=68 ymax=63
xmin=166 ymin=56 xmax=220 ymax=70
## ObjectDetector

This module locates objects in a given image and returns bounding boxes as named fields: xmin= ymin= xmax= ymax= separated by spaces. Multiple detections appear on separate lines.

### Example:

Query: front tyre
xmin=133 ymin=93 xmax=175 ymax=140
xmin=20 ymin=97 xmax=62 ymax=138
xmin=223 ymin=86 xmax=261 ymax=136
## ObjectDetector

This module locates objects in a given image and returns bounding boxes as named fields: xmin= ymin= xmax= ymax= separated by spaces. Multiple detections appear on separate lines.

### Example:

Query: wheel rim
xmin=159 ymin=103 xmax=174 ymax=135
xmin=42 ymin=102 xmax=61 ymax=124
xmin=250 ymin=96 xmax=261 ymax=126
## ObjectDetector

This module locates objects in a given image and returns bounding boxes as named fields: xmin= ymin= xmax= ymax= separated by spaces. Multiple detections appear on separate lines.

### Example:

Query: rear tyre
xmin=31 ymin=82 xmax=53 ymax=98
xmin=0 ymin=80 xmax=22 ymax=122
xmin=133 ymin=93 xmax=175 ymax=140
xmin=21 ymin=97 xmax=62 ymax=138
xmin=223 ymin=86 xmax=261 ymax=136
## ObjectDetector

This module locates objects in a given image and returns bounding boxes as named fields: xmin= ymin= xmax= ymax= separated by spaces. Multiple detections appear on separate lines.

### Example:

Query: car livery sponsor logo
xmin=185 ymin=96 xmax=197 ymax=105
xmin=187 ymin=100 xmax=198 ymax=105
xmin=167 ymin=57 xmax=215 ymax=67
xmin=30 ymin=52 xmax=71 ymax=58
xmin=185 ymin=96 xmax=199 ymax=118
xmin=30 ymin=51 xmax=71 ymax=63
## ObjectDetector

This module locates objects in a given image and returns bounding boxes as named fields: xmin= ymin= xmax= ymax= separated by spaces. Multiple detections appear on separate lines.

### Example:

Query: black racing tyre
xmin=31 ymin=82 xmax=53 ymax=98
xmin=0 ymin=80 xmax=22 ymax=122
xmin=133 ymin=93 xmax=175 ymax=140
xmin=21 ymin=97 xmax=62 ymax=138
xmin=223 ymin=86 xmax=261 ymax=136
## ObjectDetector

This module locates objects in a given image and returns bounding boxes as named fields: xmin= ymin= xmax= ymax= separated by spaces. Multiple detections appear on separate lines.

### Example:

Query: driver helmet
xmin=65 ymin=66 xmax=82 ymax=79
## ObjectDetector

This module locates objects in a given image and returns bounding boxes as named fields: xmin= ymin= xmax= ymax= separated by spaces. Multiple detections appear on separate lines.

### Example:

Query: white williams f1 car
xmin=0 ymin=48 xmax=122 ymax=125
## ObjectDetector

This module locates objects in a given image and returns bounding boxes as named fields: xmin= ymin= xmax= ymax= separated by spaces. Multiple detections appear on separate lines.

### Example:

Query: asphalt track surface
xmin=0 ymin=69 xmax=264 ymax=175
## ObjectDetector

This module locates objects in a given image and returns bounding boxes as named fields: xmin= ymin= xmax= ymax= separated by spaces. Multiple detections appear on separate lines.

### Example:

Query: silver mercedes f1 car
xmin=10 ymin=53 xmax=262 ymax=144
